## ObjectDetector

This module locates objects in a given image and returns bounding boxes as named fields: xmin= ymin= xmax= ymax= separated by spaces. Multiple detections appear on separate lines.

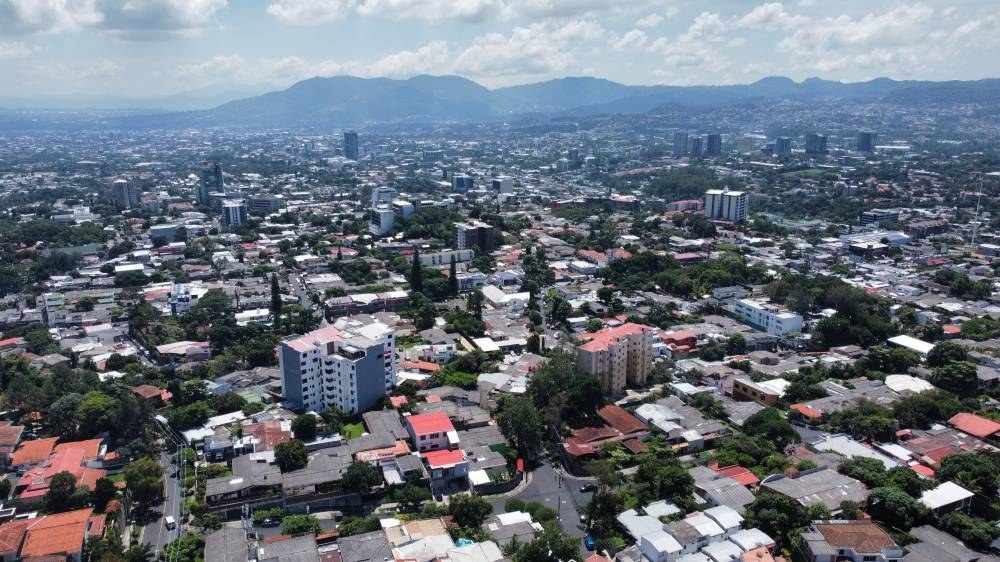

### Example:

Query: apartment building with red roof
xmin=577 ymin=323 xmax=654 ymax=394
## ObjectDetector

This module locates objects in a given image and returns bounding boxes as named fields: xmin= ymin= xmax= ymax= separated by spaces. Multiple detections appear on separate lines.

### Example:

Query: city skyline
xmin=0 ymin=0 xmax=998 ymax=100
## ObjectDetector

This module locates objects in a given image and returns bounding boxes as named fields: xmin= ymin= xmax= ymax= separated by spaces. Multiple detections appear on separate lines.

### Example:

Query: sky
xmin=0 ymin=0 xmax=998 ymax=99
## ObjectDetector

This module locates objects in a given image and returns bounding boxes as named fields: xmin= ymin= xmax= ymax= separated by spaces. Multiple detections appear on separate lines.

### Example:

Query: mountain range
xmin=11 ymin=74 xmax=1000 ymax=129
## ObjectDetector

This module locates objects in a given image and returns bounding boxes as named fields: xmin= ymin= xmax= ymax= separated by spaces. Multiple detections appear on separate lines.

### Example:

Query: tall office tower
xmin=775 ymin=137 xmax=792 ymax=156
xmin=279 ymin=320 xmax=396 ymax=414
xmin=705 ymin=133 xmax=723 ymax=156
xmin=453 ymin=220 xmax=499 ymax=252
xmin=805 ymin=133 xmax=828 ymax=154
xmin=452 ymin=174 xmax=474 ymax=192
xmin=857 ymin=132 xmax=877 ymax=153
xmin=689 ymin=137 xmax=704 ymax=158
xmin=344 ymin=130 xmax=359 ymax=160
xmin=673 ymin=131 xmax=689 ymax=157
xmin=222 ymin=199 xmax=247 ymax=227
xmin=491 ymin=176 xmax=513 ymax=193
xmin=113 ymin=179 xmax=138 ymax=211
xmin=704 ymin=189 xmax=749 ymax=223
xmin=199 ymin=161 xmax=223 ymax=206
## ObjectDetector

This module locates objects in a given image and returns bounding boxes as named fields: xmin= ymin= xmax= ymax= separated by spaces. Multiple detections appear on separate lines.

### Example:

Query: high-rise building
xmin=344 ymin=131 xmax=359 ymax=160
xmin=113 ymin=179 xmax=138 ymax=211
xmin=453 ymin=220 xmax=499 ymax=252
xmin=805 ymin=133 xmax=828 ymax=154
xmin=279 ymin=320 xmax=396 ymax=414
xmin=775 ymin=137 xmax=792 ymax=156
xmin=857 ymin=132 xmax=877 ymax=153
xmin=369 ymin=205 xmax=395 ymax=236
xmin=222 ymin=199 xmax=247 ymax=227
xmin=705 ymin=134 xmax=723 ymax=156
xmin=690 ymin=137 xmax=704 ymax=158
xmin=247 ymin=193 xmax=283 ymax=214
xmin=704 ymin=189 xmax=749 ymax=223
xmin=491 ymin=176 xmax=513 ymax=193
xmin=198 ymin=161 xmax=223 ymax=206
xmin=576 ymin=323 xmax=654 ymax=394
xmin=452 ymin=174 xmax=474 ymax=192
xmin=673 ymin=132 xmax=689 ymax=157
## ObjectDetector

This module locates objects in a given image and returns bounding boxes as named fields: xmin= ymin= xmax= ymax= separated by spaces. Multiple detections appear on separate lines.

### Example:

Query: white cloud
xmin=0 ymin=0 xmax=102 ymax=34
xmin=356 ymin=0 xmax=501 ymax=22
xmin=635 ymin=13 xmax=663 ymax=29
xmin=612 ymin=29 xmax=647 ymax=51
xmin=0 ymin=0 xmax=225 ymax=39
xmin=266 ymin=0 xmax=356 ymax=25
xmin=452 ymin=19 xmax=604 ymax=85
xmin=368 ymin=40 xmax=450 ymax=77
xmin=94 ymin=0 xmax=228 ymax=39
xmin=736 ymin=2 xmax=808 ymax=32
xmin=0 ymin=41 xmax=34 ymax=59
xmin=648 ymin=11 xmax=731 ymax=80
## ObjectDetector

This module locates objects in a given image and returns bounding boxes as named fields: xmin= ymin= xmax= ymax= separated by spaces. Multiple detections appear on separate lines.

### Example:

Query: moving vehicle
xmin=584 ymin=536 xmax=595 ymax=550
xmin=261 ymin=518 xmax=280 ymax=527
xmin=580 ymin=484 xmax=597 ymax=493
xmin=164 ymin=516 xmax=176 ymax=530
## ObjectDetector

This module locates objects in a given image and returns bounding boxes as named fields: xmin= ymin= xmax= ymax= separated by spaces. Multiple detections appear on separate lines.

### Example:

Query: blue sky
xmin=0 ymin=0 xmax=998 ymax=98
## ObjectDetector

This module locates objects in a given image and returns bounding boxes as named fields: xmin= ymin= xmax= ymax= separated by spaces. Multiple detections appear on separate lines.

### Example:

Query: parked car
xmin=580 ymin=484 xmax=597 ymax=493
xmin=584 ymin=536 xmax=595 ymax=550
xmin=261 ymin=518 xmax=280 ymax=527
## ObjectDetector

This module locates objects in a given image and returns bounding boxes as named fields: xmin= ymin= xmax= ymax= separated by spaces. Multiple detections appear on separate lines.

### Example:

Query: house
xmin=802 ymin=520 xmax=902 ymax=562
xmin=947 ymin=413 xmax=1000 ymax=439
xmin=421 ymin=448 xmax=468 ymax=484
xmin=338 ymin=530 xmax=392 ymax=562
xmin=0 ymin=423 xmax=24 ymax=470
xmin=760 ymin=469 xmax=868 ymax=512
xmin=19 ymin=508 xmax=95 ymax=562
xmin=919 ymin=481 xmax=974 ymax=515
xmin=405 ymin=411 xmax=458 ymax=452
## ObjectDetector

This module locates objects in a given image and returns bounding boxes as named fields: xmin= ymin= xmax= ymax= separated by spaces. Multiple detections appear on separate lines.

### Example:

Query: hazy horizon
xmin=0 ymin=0 xmax=997 ymax=101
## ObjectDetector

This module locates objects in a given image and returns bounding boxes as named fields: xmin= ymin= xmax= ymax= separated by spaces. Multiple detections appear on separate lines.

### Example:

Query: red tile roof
xmin=578 ymin=322 xmax=650 ymax=353
xmin=597 ymin=405 xmax=646 ymax=435
xmin=53 ymin=438 xmax=103 ymax=461
xmin=421 ymin=448 xmax=465 ymax=468
xmin=406 ymin=412 xmax=454 ymax=436
xmin=711 ymin=464 xmax=760 ymax=486
xmin=948 ymin=412 xmax=1000 ymax=438
xmin=401 ymin=360 xmax=441 ymax=372
xmin=21 ymin=509 xmax=91 ymax=558
xmin=790 ymin=403 xmax=823 ymax=419
xmin=0 ymin=520 xmax=29 ymax=553
xmin=813 ymin=521 xmax=896 ymax=554
xmin=911 ymin=464 xmax=935 ymax=477
xmin=11 ymin=438 xmax=58 ymax=467
xmin=389 ymin=396 xmax=409 ymax=409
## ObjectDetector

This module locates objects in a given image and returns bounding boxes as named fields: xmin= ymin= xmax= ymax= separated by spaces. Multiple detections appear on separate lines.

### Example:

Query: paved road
xmin=489 ymin=459 xmax=594 ymax=560
xmin=141 ymin=450 xmax=182 ymax=556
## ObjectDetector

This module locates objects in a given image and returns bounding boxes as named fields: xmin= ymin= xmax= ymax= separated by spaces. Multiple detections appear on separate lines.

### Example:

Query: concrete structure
xmin=222 ymin=199 xmax=247 ymax=227
xmin=453 ymin=220 xmax=499 ymax=252
xmin=704 ymin=189 xmax=748 ymax=224
xmin=705 ymin=134 xmax=722 ymax=156
xmin=805 ymin=133 xmax=828 ymax=154
xmin=405 ymin=411 xmax=458 ymax=452
xmin=344 ymin=130 xmax=359 ymax=160
xmin=452 ymin=174 xmax=474 ymax=192
xmin=369 ymin=205 xmax=395 ymax=236
xmin=775 ymin=137 xmax=792 ymax=156
xmin=279 ymin=320 xmax=396 ymax=414
xmin=577 ymin=323 xmax=654 ymax=394
xmin=491 ymin=176 xmax=513 ymax=193
xmin=857 ymin=132 xmax=877 ymax=153
xmin=113 ymin=178 xmax=138 ymax=211
xmin=199 ymin=161 xmax=223 ymax=205
xmin=247 ymin=193 xmax=282 ymax=214
xmin=673 ymin=131 xmax=689 ymax=157
xmin=734 ymin=299 xmax=802 ymax=335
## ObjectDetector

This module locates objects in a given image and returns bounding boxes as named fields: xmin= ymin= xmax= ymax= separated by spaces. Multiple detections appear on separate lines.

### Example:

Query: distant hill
xmin=68 ymin=74 xmax=1000 ymax=129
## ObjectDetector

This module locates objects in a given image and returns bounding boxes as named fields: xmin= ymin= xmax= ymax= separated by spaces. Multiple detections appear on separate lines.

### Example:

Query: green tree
xmin=726 ymin=333 xmax=747 ymax=355
xmin=930 ymin=362 xmax=979 ymax=398
xmin=937 ymin=451 xmax=1000 ymax=497
xmin=281 ymin=514 xmax=321 ymax=536
xmin=210 ymin=392 xmax=247 ymax=415
xmin=743 ymin=493 xmax=809 ymax=545
xmin=45 ymin=471 xmax=78 ymax=513
xmin=391 ymin=483 xmax=431 ymax=511
xmin=496 ymin=395 xmax=544 ymax=459
xmin=927 ymin=341 xmax=968 ymax=367
xmin=939 ymin=511 xmax=1000 ymax=550
xmin=342 ymin=461 xmax=380 ymax=493
xmin=159 ymin=534 xmax=204 ymax=562
xmin=892 ymin=390 xmax=961 ymax=430
xmin=448 ymin=255 xmax=459 ymax=296
xmin=93 ymin=477 xmax=117 ymax=512
xmin=448 ymin=493 xmax=492 ymax=528
xmin=742 ymin=407 xmax=800 ymax=448
xmin=837 ymin=457 xmax=887 ymax=489
xmin=410 ymin=247 xmax=423 ymax=294
xmin=0 ymin=477 xmax=10 ymax=501
xmin=75 ymin=391 xmax=119 ymax=437
xmin=866 ymin=487 xmax=925 ymax=531
xmin=510 ymin=526 xmax=578 ymax=562
xmin=270 ymin=273 xmax=283 ymax=328
xmin=274 ymin=439 xmax=309 ymax=473
xmin=124 ymin=456 xmax=163 ymax=505
xmin=291 ymin=414 xmax=317 ymax=442
xmin=466 ymin=289 xmax=484 ymax=320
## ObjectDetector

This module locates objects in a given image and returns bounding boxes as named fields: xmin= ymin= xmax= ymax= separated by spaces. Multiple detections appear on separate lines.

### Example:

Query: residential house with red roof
xmin=19 ymin=508 xmax=95 ymax=561
xmin=405 ymin=412 xmax=457 ymax=453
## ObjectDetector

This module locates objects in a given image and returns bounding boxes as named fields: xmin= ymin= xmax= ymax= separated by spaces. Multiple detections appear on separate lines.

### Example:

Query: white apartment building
xmin=279 ymin=319 xmax=396 ymax=414
xmin=734 ymin=298 xmax=803 ymax=335
xmin=704 ymin=189 xmax=749 ymax=223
